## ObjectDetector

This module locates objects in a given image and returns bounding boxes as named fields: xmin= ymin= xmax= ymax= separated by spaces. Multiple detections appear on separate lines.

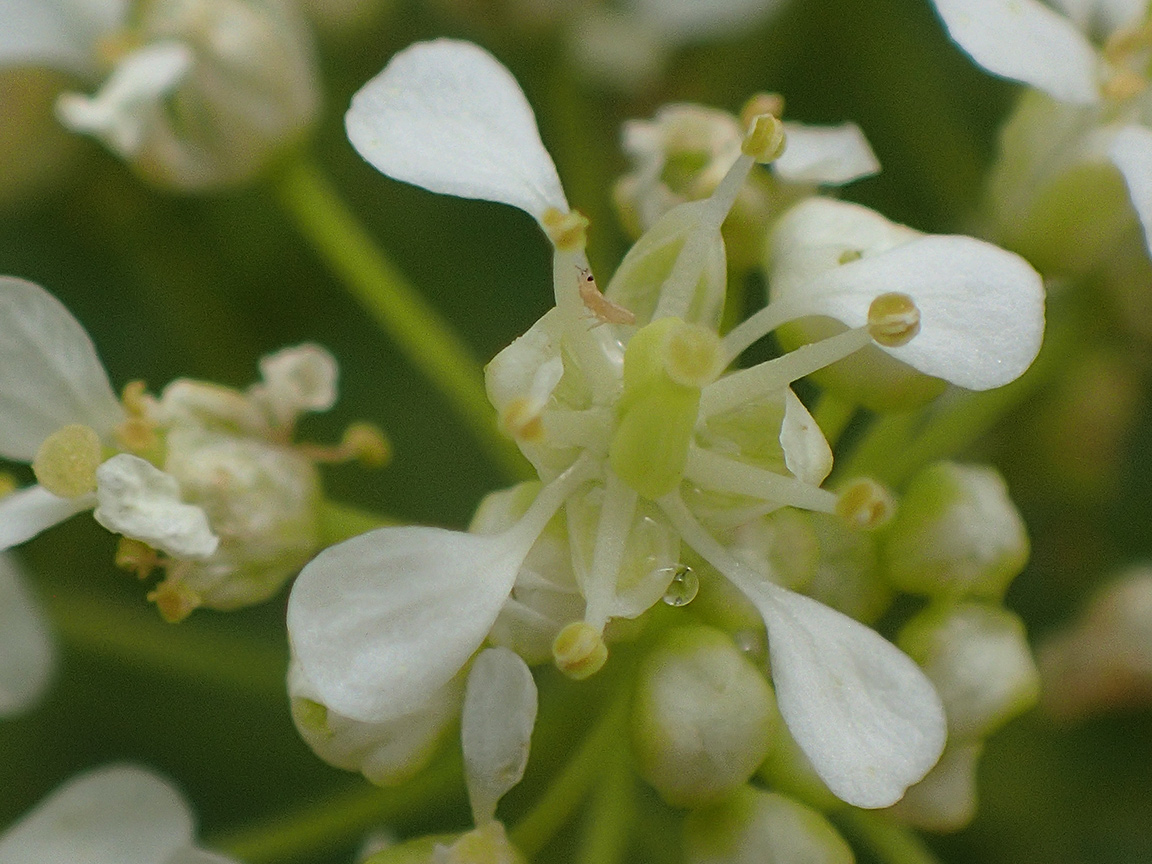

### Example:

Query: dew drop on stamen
xmin=662 ymin=564 xmax=699 ymax=606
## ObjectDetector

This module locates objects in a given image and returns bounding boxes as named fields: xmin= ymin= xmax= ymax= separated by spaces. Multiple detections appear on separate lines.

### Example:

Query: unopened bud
xmin=541 ymin=208 xmax=589 ymax=252
xmin=898 ymin=602 xmax=1039 ymax=740
xmin=882 ymin=462 xmax=1029 ymax=598
xmin=553 ymin=621 xmax=608 ymax=680
xmin=836 ymin=477 xmax=895 ymax=530
xmin=32 ymin=424 xmax=103 ymax=499
xmin=741 ymin=114 xmax=786 ymax=163
xmin=868 ymin=292 xmax=921 ymax=347
xmin=632 ymin=626 xmax=775 ymax=807
xmin=886 ymin=742 xmax=982 ymax=832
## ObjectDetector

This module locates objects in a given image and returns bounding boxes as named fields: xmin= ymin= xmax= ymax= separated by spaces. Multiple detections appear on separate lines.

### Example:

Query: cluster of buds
xmin=0 ymin=0 xmax=320 ymax=190
xmin=282 ymin=38 xmax=1046 ymax=860
xmin=0 ymin=276 xmax=387 ymax=621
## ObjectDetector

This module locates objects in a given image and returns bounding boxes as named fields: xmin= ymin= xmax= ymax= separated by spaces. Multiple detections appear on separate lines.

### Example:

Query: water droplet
xmin=662 ymin=565 xmax=699 ymax=607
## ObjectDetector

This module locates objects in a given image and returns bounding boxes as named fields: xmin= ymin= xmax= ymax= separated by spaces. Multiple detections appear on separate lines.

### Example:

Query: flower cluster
xmin=285 ymin=38 xmax=1046 ymax=831
xmin=0 ymin=276 xmax=386 ymax=620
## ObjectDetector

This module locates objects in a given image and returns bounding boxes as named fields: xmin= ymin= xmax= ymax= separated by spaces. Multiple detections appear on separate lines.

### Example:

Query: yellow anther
xmin=500 ymin=399 xmax=545 ymax=443
xmin=741 ymin=114 xmax=787 ymax=164
xmin=838 ymin=249 xmax=863 ymax=264
xmin=147 ymin=578 xmax=203 ymax=623
xmin=868 ymin=292 xmax=921 ymax=347
xmin=663 ymin=321 xmax=721 ymax=388
xmin=121 ymin=380 xmax=150 ymax=417
xmin=740 ymin=92 xmax=785 ymax=128
xmin=553 ymin=621 xmax=608 ymax=680
xmin=115 ymin=537 xmax=161 ymax=580
xmin=341 ymin=422 xmax=391 ymax=468
xmin=836 ymin=478 xmax=896 ymax=531
xmin=1103 ymin=68 xmax=1147 ymax=101
xmin=116 ymin=417 xmax=160 ymax=457
xmin=32 ymin=424 xmax=103 ymax=499
xmin=541 ymin=208 xmax=589 ymax=252
xmin=0 ymin=473 xmax=15 ymax=499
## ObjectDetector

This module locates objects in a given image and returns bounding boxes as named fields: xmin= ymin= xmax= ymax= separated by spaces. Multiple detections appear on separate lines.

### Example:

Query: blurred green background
xmin=2 ymin=0 xmax=1150 ymax=862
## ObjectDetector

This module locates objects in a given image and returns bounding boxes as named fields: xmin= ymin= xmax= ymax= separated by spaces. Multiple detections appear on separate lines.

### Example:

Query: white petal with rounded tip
xmin=750 ymin=581 xmax=947 ymax=808
xmin=92 ymin=455 xmax=219 ymax=560
xmin=0 ymin=485 xmax=93 ymax=551
xmin=930 ymin=0 xmax=1100 ymax=103
xmin=287 ymin=526 xmax=529 ymax=723
xmin=0 ymin=764 xmax=194 ymax=864
xmin=1107 ymin=124 xmax=1152 ymax=257
xmin=771 ymin=199 xmax=1045 ymax=390
xmin=462 ymin=647 xmax=538 ymax=825
xmin=56 ymin=41 xmax=193 ymax=157
xmin=346 ymin=39 xmax=568 ymax=223
xmin=0 ymin=0 xmax=127 ymax=73
xmin=0 ymin=277 xmax=123 ymax=462
xmin=779 ymin=388 xmax=833 ymax=486
xmin=0 ymin=553 xmax=55 ymax=717
xmin=774 ymin=122 xmax=880 ymax=186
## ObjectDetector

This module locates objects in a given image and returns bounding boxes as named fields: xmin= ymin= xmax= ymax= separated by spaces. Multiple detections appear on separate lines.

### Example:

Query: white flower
xmin=0 ymin=0 xmax=320 ymax=189
xmin=0 ymin=553 xmax=55 ymax=718
xmin=290 ymin=39 xmax=1045 ymax=809
xmin=929 ymin=0 xmax=1152 ymax=258
xmin=0 ymin=763 xmax=241 ymax=864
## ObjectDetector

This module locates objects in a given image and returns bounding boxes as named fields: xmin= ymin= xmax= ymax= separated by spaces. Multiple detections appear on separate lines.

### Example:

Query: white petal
xmin=1049 ymin=0 xmax=1149 ymax=34
xmin=0 ymin=485 xmax=93 ymax=551
xmin=0 ymin=0 xmax=127 ymax=72
xmin=0 ymin=553 xmax=55 ymax=717
xmin=287 ymin=526 xmax=528 ymax=722
xmin=1107 ymin=124 xmax=1152 ymax=257
xmin=772 ymin=199 xmax=1045 ymax=390
xmin=0 ymin=764 xmax=194 ymax=864
xmin=289 ymin=660 xmax=461 ymax=786
xmin=92 ymin=454 xmax=219 ymax=559
xmin=632 ymin=0 xmax=786 ymax=41
xmin=462 ymin=647 xmax=538 ymax=825
xmin=56 ymin=41 xmax=193 ymax=157
xmin=750 ymin=582 xmax=947 ymax=808
xmin=930 ymin=0 xmax=1101 ymax=103
xmin=774 ymin=122 xmax=880 ymax=186
xmin=345 ymin=39 xmax=568 ymax=223
xmin=779 ymin=388 xmax=832 ymax=486
xmin=252 ymin=343 xmax=339 ymax=426
xmin=0 ymin=277 xmax=123 ymax=462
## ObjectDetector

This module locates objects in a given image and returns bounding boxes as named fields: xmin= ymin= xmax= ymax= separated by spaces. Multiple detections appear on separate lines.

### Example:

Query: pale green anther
xmin=610 ymin=318 xmax=706 ymax=500
xmin=741 ymin=114 xmax=786 ymax=164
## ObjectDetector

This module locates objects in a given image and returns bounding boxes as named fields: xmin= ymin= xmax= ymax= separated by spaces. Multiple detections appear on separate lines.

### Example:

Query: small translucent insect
xmin=578 ymin=266 xmax=635 ymax=325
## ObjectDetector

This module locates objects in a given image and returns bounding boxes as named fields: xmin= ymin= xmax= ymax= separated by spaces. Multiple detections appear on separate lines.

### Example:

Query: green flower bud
xmin=882 ymin=462 xmax=1029 ymax=599
xmin=806 ymin=512 xmax=892 ymax=625
xmin=898 ymin=603 xmax=1039 ymax=741
xmin=632 ymin=626 xmax=776 ymax=808
xmin=683 ymin=787 xmax=853 ymax=864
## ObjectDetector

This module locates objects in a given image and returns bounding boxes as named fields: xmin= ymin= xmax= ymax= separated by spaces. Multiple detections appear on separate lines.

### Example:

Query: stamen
xmin=741 ymin=114 xmax=787 ymax=164
xmin=553 ymin=620 xmax=608 ymax=679
xmin=541 ymin=208 xmax=589 ymax=252
xmin=701 ymin=327 xmax=872 ymax=419
xmin=740 ymin=93 xmax=785 ymax=128
xmin=581 ymin=473 xmax=638 ymax=631
xmin=683 ymin=447 xmax=839 ymax=514
xmin=718 ymin=295 xmax=807 ymax=366
xmin=115 ymin=536 xmax=162 ymax=580
xmin=868 ymin=292 xmax=921 ymax=347
xmin=147 ymin=576 xmax=203 ymax=623
xmin=836 ymin=478 xmax=896 ymax=530
xmin=298 ymin=422 xmax=392 ymax=466
xmin=501 ymin=453 xmax=599 ymax=556
xmin=32 ymin=424 xmax=104 ymax=499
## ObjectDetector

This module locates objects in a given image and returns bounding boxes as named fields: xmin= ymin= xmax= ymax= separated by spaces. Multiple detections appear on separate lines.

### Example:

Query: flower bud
xmin=882 ymin=462 xmax=1029 ymax=599
xmin=886 ymin=742 xmax=982 ymax=832
xmin=898 ymin=602 xmax=1039 ymax=741
xmin=632 ymin=626 xmax=775 ymax=807
xmin=683 ymin=787 xmax=853 ymax=864
xmin=57 ymin=0 xmax=320 ymax=190
xmin=804 ymin=511 xmax=893 ymax=625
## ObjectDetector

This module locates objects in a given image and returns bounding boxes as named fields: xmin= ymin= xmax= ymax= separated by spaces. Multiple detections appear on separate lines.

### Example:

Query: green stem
xmin=214 ymin=754 xmax=464 ymax=862
xmin=47 ymin=595 xmax=285 ymax=696
xmin=574 ymin=740 xmax=634 ymax=864
xmin=272 ymin=155 xmax=529 ymax=482
xmin=509 ymin=685 xmax=630 ymax=857
xmin=835 ymin=809 xmax=942 ymax=864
